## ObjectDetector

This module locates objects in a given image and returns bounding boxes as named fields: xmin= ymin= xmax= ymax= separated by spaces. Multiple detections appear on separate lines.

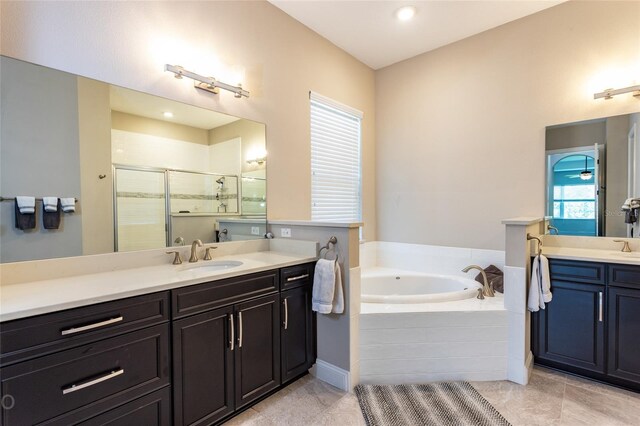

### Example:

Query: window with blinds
xmin=310 ymin=92 xmax=362 ymax=223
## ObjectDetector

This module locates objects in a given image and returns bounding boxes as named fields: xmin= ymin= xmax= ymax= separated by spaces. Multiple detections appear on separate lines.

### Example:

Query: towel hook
xmin=527 ymin=233 xmax=543 ymax=256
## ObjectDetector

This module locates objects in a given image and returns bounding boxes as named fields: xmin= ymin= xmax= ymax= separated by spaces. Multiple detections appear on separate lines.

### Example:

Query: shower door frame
xmin=113 ymin=164 xmax=172 ymax=252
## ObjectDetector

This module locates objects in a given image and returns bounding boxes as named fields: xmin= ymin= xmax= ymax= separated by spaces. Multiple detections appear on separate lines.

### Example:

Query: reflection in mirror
xmin=0 ymin=55 xmax=266 ymax=263
xmin=545 ymin=113 xmax=640 ymax=237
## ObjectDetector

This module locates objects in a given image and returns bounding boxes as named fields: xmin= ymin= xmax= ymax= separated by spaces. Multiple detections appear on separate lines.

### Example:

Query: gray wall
xmin=605 ymin=115 xmax=630 ymax=237
xmin=0 ymin=56 xmax=82 ymax=262
xmin=545 ymin=120 xmax=606 ymax=151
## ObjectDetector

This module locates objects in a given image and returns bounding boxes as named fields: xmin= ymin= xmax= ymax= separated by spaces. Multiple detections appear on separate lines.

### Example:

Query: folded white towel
xmin=622 ymin=198 xmax=640 ymax=211
xmin=312 ymin=259 xmax=344 ymax=314
xmin=16 ymin=196 xmax=35 ymax=214
xmin=527 ymin=254 xmax=552 ymax=312
xmin=42 ymin=197 xmax=58 ymax=212
xmin=60 ymin=198 xmax=75 ymax=213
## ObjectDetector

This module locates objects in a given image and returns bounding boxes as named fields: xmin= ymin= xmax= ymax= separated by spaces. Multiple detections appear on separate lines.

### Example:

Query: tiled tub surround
xmin=0 ymin=238 xmax=317 ymax=321
xmin=359 ymin=242 xmax=508 ymax=385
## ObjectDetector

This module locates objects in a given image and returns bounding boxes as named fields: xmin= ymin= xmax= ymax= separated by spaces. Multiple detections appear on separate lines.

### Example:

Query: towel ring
xmin=319 ymin=236 xmax=339 ymax=263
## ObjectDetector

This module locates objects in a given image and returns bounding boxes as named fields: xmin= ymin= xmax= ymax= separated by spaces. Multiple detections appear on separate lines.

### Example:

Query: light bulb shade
xmin=580 ymin=155 xmax=593 ymax=180
xmin=580 ymin=170 xmax=593 ymax=180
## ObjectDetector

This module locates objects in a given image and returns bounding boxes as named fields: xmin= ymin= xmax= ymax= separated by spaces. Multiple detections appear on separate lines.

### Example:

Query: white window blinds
xmin=310 ymin=92 xmax=362 ymax=223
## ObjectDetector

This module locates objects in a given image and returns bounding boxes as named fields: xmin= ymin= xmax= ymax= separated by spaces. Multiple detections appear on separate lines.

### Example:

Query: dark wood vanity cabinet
xmin=280 ymin=263 xmax=316 ymax=385
xmin=532 ymin=260 xmax=640 ymax=391
xmin=0 ymin=262 xmax=317 ymax=426
xmin=172 ymin=306 xmax=235 ymax=426
xmin=0 ymin=292 xmax=172 ymax=426
xmin=172 ymin=263 xmax=315 ymax=426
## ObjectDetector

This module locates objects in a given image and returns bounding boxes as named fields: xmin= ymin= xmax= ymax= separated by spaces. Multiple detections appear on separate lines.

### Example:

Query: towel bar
xmin=0 ymin=197 xmax=78 ymax=203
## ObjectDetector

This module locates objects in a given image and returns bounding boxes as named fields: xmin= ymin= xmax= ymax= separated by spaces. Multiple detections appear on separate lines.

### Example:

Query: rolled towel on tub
xmin=312 ymin=258 xmax=344 ymax=314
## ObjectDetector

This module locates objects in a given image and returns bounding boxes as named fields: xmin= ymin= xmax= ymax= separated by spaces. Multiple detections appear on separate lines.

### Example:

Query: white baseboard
xmin=311 ymin=359 xmax=351 ymax=391
xmin=525 ymin=350 xmax=534 ymax=383
xmin=507 ymin=351 xmax=534 ymax=385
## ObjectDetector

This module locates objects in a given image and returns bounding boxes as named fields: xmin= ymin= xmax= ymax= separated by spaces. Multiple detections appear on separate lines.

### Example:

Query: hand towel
xmin=16 ymin=196 xmax=35 ymax=214
xmin=42 ymin=197 xmax=58 ymax=212
xmin=42 ymin=199 xmax=61 ymax=230
xmin=527 ymin=254 xmax=552 ymax=312
xmin=312 ymin=258 xmax=344 ymax=314
xmin=622 ymin=198 xmax=640 ymax=211
xmin=60 ymin=198 xmax=75 ymax=213
xmin=474 ymin=264 xmax=504 ymax=293
xmin=15 ymin=201 xmax=36 ymax=230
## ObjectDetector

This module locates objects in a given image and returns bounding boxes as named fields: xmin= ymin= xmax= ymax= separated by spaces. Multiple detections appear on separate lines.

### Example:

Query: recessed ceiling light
xmin=163 ymin=111 xmax=174 ymax=118
xmin=395 ymin=5 xmax=416 ymax=21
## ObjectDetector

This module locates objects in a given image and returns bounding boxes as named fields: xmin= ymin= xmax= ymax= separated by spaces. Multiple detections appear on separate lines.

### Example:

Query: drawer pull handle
xmin=61 ymin=316 xmax=123 ymax=336
xmin=229 ymin=314 xmax=235 ymax=351
xmin=62 ymin=369 xmax=124 ymax=395
xmin=598 ymin=292 xmax=603 ymax=322
xmin=238 ymin=312 xmax=243 ymax=348
xmin=283 ymin=298 xmax=289 ymax=330
xmin=287 ymin=274 xmax=309 ymax=282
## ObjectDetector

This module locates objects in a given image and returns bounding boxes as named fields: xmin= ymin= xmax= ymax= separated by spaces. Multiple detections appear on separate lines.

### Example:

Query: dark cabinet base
xmin=532 ymin=259 xmax=640 ymax=394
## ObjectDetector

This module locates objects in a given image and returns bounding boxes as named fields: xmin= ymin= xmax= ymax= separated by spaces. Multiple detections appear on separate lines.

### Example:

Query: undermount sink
xmin=180 ymin=260 xmax=244 ymax=272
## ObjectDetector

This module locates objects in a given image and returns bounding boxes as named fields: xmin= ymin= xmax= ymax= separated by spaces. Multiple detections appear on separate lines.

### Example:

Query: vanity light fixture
xmin=580 ymin=156 xmax=593 ymax=181
xmin=395 ymin=5 xmax=417 ymax=21
xmin=593 ymin=84 xmax=640 ymax=100
xmin=246 ymin=156 xmax=266 ymax=165
xmin=164 ymin=64 xmax=249 ymax=99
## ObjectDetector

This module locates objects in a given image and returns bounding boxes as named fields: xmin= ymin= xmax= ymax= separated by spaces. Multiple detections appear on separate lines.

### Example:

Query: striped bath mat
xmin=355 ymin=382 xmax=511 ymax=426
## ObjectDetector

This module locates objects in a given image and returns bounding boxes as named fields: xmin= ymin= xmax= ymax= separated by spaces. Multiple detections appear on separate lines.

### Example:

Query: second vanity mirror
xmin=0 ymin=56 xmax=266 ymax=263
xmin=545 ymin=112 xmax=639 ymax=237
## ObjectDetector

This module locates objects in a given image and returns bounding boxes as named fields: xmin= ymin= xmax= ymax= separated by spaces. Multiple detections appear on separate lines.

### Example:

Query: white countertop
xmin=542 ymin=246 xmax=640 ymax=265
xmin=0 ymin=251 xmax=316 ymax=322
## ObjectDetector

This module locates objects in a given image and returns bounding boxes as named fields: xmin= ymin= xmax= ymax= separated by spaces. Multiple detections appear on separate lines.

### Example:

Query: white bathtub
xmin=358 ymin=242 xmax=508 ymax=385
xmin=361 ymin=271 xmax=481 ymax=303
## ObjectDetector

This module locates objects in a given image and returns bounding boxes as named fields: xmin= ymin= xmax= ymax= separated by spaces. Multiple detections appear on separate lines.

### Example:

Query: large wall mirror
xmin=1 ymin=56 xmax=266 ymax=263
xmin=545 ymin=112 xmax=639 ymax=237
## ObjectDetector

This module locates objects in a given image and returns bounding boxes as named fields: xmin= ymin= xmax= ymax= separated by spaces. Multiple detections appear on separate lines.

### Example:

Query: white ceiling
xmin=110 ymin=86 xmax=240 ymax=130
xmin=270 ymin=1 xmax=564 ymax=70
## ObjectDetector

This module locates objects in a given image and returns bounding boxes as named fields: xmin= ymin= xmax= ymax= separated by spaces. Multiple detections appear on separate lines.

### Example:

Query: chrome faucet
xmin=462 ymin=265 xmax=495 ymax=298
xmin=189 ymin=239 xmax=203 ymax=262
xmin=614 ymin=239 xmax=632 ymax=253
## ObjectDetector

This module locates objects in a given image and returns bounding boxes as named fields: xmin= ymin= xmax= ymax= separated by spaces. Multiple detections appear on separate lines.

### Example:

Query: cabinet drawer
xmin=0 ymin=324 xmax=170 ymax=425
xmin=0 ymin=291 xmax=170 ymax=367
xmin=548 ymin=259 xmax=606 ymax=285
xmin=281 ymin=263 xmax=315 ymax=291
xmin=39 ymin=387 xmax=172 ymax=426
xmin=173 ymin=270 xmax=279 ymax=318
xmin=609 ymin=264 xmax=640 ymax=289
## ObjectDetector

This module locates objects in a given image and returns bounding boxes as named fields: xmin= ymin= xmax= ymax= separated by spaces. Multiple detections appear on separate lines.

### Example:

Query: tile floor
xmin=223 ymin=366 xmax=640 ymax=425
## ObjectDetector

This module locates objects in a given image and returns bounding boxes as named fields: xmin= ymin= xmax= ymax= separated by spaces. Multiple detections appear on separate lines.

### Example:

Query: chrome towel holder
xmin=527 ymin=234 xmax=543 ymax=256
xmin=319 ymin=236 xmax=338 ymax=260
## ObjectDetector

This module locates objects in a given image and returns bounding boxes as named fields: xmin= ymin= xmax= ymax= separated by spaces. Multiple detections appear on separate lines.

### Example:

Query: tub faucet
xmin=189 ymin=239 xmax=203 ymax=263
xmin=462 ymin=265 xmax=495 ymax=298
